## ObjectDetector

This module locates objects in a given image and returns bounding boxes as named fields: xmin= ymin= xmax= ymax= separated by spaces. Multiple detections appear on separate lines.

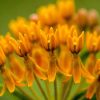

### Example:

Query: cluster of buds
xmin=0 ymin=0 xmax=100 ymax=100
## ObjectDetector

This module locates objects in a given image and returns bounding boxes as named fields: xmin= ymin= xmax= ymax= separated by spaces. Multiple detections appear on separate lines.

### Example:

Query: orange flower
xmin=37 ymin=4 xmax=60 ymax=26
xmin=9 ymin=33 xmax=32 ymax=57
xmin=57 ymin=0 xmax=75 ymax=19
xmin=86 ymin=31 xmax=100 ymax=52
xmin=67 ymin=28 xmax=84 ymax=54
xmin=9 ymin=17 xmax=27 ymax=37
xmin=66 ymin=28 xmax=94 ymax=83
xmin=38 ymin=27 xmax=59 ymax=51
xmin=0 ymin=34 xmax=13 ymax=55
xmin=55 ymin=24 xmax=69 ymax=44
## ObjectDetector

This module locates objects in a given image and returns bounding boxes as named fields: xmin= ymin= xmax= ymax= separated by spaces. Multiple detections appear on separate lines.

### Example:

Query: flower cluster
xmin=0 ymin=0 xmax=100 ymax=100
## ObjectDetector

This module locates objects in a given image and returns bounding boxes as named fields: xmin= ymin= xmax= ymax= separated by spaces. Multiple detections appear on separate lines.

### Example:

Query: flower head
xmin=67 ymin=27 xmax=84 ymax=54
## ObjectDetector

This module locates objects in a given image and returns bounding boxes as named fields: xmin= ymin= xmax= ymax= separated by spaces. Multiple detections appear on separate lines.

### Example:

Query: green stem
xmin=45 ymin=81 xmax=51 ymax=100
xmin=63 ymin=78 xmax=73 ymax=100
xmin=34 ymin=75 xmax=48 ymax=100
xmin=17 ymin=87 xmax=34 ymax=100
xmin=54 ymin=78 xmax=58 ymax=100
xmin=29 ymin=87 xmax=41 ymax=100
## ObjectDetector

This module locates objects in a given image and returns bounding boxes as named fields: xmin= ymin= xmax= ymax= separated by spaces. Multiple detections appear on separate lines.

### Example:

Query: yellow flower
xmin=39 ymin=27 xmax=59 ymax=51
xmin=0 ymin=34 xmax=13 ymax=55
xmin=57 ymin=0 xmax=75 ymax=19
xmin=65 ymin=28 xmax=94 ymax=83
xmin=9 ymin=17 xmax=27 ymax=37
xmin=86 ymin=31 xmax=100 ymax=52
xmin=74 ymin=8 xmax=88 ymax=28
xmin=86 ymin=59 xmax=100 ymax=99
xmin=37 ymin=4 xmax=59 ymax=26
xmin=9 ymin=33 xmax=32 ymax=57
xmin=55 ymin=24 xmax=69 ymax=44
xmin=67 ymin=28 xmax=84 ymax=54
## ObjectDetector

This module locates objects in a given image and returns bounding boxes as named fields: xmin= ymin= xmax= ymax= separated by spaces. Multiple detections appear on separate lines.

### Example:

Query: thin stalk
xmin=45 ymin=81 xmax=51 ymax=100
xmin=17 ymin=87 xmax=34 ymax=100
xmin=63 ymin=78 xmax=73 ymax=100
xmin=54 ymin=78 xmax=58 ymax=100
xmin=29 ymin=87 xmax=41 ymax=100
xmin=34 ymin=75 xmax=48 ymax=100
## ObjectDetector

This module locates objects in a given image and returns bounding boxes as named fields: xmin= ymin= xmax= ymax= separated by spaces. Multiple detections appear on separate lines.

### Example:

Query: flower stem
xmin=34 ymin=75 xmax=48 ymax=100
xmin=54 ymin=78 xmax=58 ymax=100
xmin=29 ymin=87 xmax=41 ymax=100
xmin=63 ymin=78 xmax=73 ymax=100
xmin=17 ymin=87 xmax=34 ymax=100
xmin=45 ymin=81 xmax=51 ymax=100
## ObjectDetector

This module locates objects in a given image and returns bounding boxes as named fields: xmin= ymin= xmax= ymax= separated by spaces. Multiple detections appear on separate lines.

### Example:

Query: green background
xmin=0 ymin=0 xmax=100 ymax=34
xmin=0 ymin=0 xmax=100 ymax=100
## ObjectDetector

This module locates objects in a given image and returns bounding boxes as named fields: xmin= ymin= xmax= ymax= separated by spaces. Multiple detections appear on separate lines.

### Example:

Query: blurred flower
xmin=57 ymin=0 xmax=75 ymax=20
xmin=88 ymin=9 xmax=99 ymax=28
xmin=86 ymin=31 xmax=100 ymax=52
xmin=37 ymin=4 xmax=59 ymax=26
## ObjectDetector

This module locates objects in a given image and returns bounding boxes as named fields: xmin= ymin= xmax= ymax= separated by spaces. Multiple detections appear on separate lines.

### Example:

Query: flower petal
xmin=86 ymin=81 xmax=96 ymax=99
xmin=57 ymin=47 xmax=72 ymax=76
xmin=10 ymin=57 xmax=25 ymax=82
xmin=72 ymin=56 xmax=81 ymax=83
xmin=2 ymin=69 xmax=15 ymax=93
xmin=47 ymin=61 xmax=57 ymax=82
xmin=33 ymin=66 xmax=47 ymax=80
xmin=26 ymin=66 xmax=34 ymax=87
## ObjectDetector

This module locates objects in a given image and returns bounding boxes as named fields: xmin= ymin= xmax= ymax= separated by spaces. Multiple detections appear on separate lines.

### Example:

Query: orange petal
xmin=2 ymin=69 xmax=15 ymax=93
xmin=86 ymin=81 xmax=96 ymax=99
xmin=0 ymin=85 xmax=6 ymax=96
xmin=32 ymin=48 xmax=49 ymax=72
xmin=33 ymin=66 xmax=47 ymax=80
xmin=47 ymin=61 xmax=57 ymax=82
xmin=26 ymin=67 xmax=34 ymax=87
xmin=72 ymin=56 xmax=81 ymax=83
xmin=81 ymin=62 xmax=95 ymax=83
xmin=57 ymin=47 xmax=72 ymax=76
xmin=10 ymin=57 xmax=25 ymax=82
xmin=28 ymin=56 xmax=48 ymax=72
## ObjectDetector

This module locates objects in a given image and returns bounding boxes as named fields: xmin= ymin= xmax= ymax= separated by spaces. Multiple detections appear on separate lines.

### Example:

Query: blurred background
xmin=0 ymin=0 xmax=100 ymax=34
xmin=0 ymin=0 xmax=100 ymax=99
